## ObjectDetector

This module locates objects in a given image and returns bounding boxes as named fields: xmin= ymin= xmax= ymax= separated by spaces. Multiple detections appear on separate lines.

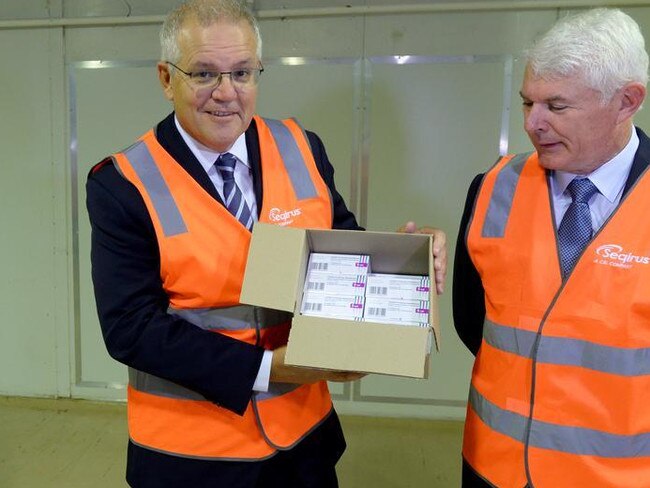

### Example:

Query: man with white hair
xmin=453 ymin=8 xmax=650 ymax=487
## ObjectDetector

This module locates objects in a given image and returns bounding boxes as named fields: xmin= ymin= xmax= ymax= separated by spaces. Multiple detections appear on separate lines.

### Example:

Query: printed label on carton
xmin=300 ymin=292 xmax=365 ymax=319
xmin=366 ymin=273 xmax=430 ymax=300
xmin=303 ymin=271 xmax=367 ymax=296
xmin=307 ymin=253 xmax=370 ymax=274
xmin=364 ymin=297 xmax=429 ymax=324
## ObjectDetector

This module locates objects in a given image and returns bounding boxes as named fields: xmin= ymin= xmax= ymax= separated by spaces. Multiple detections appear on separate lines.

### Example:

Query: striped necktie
xmin=557 ymin=178 xmax=598 ymax=277
xmin=215 ymin=153 xmax=254 ymax=230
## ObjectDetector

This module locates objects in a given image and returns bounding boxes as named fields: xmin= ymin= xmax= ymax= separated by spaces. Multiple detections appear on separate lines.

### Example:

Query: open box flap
xmin=429 ymin=238 xmax=441 ymax=351
xmin=240 ymin=223 xmax=308 ymax=312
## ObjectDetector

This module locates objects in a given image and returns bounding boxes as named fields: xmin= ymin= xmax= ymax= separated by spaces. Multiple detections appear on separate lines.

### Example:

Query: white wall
xmin=3 ymin=0 xmax=650 ymax=419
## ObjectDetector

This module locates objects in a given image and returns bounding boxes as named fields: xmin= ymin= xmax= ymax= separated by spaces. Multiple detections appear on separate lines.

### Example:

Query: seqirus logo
xmin=268 ymin=207 xmax=302 ymax=226
xmin=594 ymin=244 xmax=650 ymax=269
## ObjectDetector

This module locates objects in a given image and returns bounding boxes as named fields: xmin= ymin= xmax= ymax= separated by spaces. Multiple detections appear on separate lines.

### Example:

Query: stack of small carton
xmin=300 ymin=253 xmax=429 ymax=327
xmin=300 ymin=253 xmax=370 ymax=320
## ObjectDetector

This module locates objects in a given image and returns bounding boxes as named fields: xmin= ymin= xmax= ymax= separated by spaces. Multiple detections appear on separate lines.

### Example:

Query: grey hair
xmin=525 ymin=8 xmax=648 ymax=101
xmin=160 ymin=0 xmax=262 ymax=64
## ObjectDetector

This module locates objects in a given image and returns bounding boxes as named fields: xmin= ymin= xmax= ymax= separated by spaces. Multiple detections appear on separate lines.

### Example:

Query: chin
xmin=536 ymin=155 xmax=568 ymax=171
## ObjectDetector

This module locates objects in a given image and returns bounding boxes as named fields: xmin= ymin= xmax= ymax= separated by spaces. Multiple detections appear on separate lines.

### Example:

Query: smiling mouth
xmin=207 ymin=110 xmax=236 ymax=117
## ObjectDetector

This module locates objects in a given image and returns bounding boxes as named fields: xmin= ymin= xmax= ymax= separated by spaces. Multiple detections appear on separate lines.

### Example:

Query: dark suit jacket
xmin=86 ymin=113 xmax=362 ymax=487
xmin=452 ymin=127 xmax=650 ymax=488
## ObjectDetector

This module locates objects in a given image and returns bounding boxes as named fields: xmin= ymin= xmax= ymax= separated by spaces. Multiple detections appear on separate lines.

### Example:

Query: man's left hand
xmin=398 ymin=221 xmax=447 ymax=295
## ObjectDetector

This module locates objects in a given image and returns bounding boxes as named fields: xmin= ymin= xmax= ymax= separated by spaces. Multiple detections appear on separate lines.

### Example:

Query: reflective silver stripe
xmin=482 ymin=152 xmax=531 ymax=238
xmin=469 ymin=384 xmax=527 ymax=443
xmin=129 ymin=305 xmax=294 ymax=401
xmin=168 ymin=305 xmax=291 ymax=332
xmin=129 ymin=369 xmax=298 ymax=402
xmin=129 ymin=368 xmax=205 ymax=400
xmin=293 ymin=117 xmax=316 ymax=156
xmin=255 ymin=382 xmax=302 ymax=401
xmin=263 ymin=117 xmax=318 ymax=200
xmin=483 ymin=319 xmax=537 ymax=359
xmin=123 ymin=140 xmax=188 ymax=237
xmin=484 ymin=319 xmax=650 ymax=376
xmin=470 ymin=385 xmax=650 ymax=458
xmin=537 ymin=333 xmax=650 ymax=377
xmin=327 ymin=187 xmax=334 ymax=226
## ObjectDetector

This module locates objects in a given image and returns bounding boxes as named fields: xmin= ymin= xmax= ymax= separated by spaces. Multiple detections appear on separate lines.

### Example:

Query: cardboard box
xmin=240 ymin=223 xmax=440 ymax=378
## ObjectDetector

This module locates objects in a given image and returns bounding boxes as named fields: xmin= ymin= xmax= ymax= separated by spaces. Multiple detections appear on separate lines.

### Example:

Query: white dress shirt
xmin=551 ymin=128 xmax=639 ymax=232
xmin=175 ymin=117 xmax=273 ymax=393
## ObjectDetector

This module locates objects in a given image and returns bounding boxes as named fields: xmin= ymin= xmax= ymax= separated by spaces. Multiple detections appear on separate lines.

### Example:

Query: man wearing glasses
xmin=86 ymin=0 xmax=370 ymax=486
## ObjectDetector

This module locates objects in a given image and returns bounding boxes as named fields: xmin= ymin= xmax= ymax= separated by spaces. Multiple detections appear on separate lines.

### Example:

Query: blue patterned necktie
xmin=215 ymin=153 xmax=253 ymax=230
xmin=557 ymin=178 xmax=598 ymax=277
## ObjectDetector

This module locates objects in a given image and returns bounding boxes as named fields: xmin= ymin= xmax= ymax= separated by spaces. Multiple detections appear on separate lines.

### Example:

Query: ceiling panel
xmin=0 ymin=0 xmax=572 ymax=21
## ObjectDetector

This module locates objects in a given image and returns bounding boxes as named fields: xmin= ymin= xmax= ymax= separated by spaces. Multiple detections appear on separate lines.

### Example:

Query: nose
xmin=524 ymin=104 xmax=547 ymax=133
xmin=210 ymin=74 xmax=237 ymax=99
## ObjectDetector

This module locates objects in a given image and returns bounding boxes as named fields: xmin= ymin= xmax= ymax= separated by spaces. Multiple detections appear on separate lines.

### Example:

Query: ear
xmin=617 ymin=82 xmax=646 ymax=123
xmin=157 ymin=62 xmax=174 ymax=101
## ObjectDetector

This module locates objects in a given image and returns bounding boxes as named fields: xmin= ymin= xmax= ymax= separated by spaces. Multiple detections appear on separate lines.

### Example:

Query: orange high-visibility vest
xmin=111 ymin=116 xmax=334 ymax=460
xmin=464 ymin=152 xmax=650 ymax=487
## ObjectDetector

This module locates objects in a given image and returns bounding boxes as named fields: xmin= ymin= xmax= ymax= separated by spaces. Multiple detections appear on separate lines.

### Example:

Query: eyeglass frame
xmin=165 ymin=61 xmax=265 ymax=91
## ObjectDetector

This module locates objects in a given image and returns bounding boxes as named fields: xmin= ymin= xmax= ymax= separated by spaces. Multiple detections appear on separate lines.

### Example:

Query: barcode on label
xmin=307 ymin=282 xmax=326 ymax=291
xmin=310 ymin=262 xmax=329 ymax=271
xmin=303 ymin=302 xmax=323 ymax=312
xmin=366 ymin=307 xmax=386 ymax=317
xmin=369 ymin=286 xmax=388 ymax=295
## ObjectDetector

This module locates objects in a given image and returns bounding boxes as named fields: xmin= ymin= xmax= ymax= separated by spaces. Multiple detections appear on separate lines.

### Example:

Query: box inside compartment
xmin=305 ymin=229 xmax=430 ymax=275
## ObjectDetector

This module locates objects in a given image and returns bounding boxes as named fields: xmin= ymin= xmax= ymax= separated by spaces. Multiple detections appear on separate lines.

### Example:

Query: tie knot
xmin=216 ymin=153 xmax=237 ymax=181
xmin=567 ymin=178 xmax=598 ymax=204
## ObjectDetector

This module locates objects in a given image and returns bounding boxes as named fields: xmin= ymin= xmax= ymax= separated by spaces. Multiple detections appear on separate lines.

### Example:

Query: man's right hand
xmin=270 ymin=346 xmax=366 ymax=384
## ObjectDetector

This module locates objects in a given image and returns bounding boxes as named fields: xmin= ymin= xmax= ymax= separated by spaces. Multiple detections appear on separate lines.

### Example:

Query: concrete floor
xmin=0 ymin=396 xmax=463 ymax=487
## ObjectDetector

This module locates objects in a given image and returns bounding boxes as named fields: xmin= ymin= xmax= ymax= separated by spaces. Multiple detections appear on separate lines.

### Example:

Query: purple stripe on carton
xmin=416 ymin=286 xmax=430 ymax=292
xmin=416 ymin=308 xmax=429 ymax=314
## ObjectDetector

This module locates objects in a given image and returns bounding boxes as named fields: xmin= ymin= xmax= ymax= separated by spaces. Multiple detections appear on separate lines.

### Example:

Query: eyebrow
xmin=519 ymin=91 xmax=569 ymax=103
xmin=191 ymin=58 xmax=257 ymax=69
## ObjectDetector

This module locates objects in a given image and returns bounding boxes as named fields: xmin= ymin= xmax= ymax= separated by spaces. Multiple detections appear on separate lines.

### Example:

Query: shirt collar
xmin=553 ymin=127 xmax=638 ymax=203
xmin=174 ymin=115 xmax=250 ymax=173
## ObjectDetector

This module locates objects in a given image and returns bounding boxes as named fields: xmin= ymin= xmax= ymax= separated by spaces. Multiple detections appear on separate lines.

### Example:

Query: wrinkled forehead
xmin=176 ymin=15 xmax=259 ymax=58
xmin=523 ymin=64 xmax=596 ymax=94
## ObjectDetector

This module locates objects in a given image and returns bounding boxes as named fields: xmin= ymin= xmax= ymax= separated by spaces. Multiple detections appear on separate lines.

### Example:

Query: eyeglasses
xmin=166 ymin=62 xmax=264 ymax=90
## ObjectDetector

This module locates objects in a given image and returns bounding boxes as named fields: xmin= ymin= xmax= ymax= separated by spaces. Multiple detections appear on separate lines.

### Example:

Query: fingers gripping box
xmin=239 ymin=223 xmax=440 ymax=378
